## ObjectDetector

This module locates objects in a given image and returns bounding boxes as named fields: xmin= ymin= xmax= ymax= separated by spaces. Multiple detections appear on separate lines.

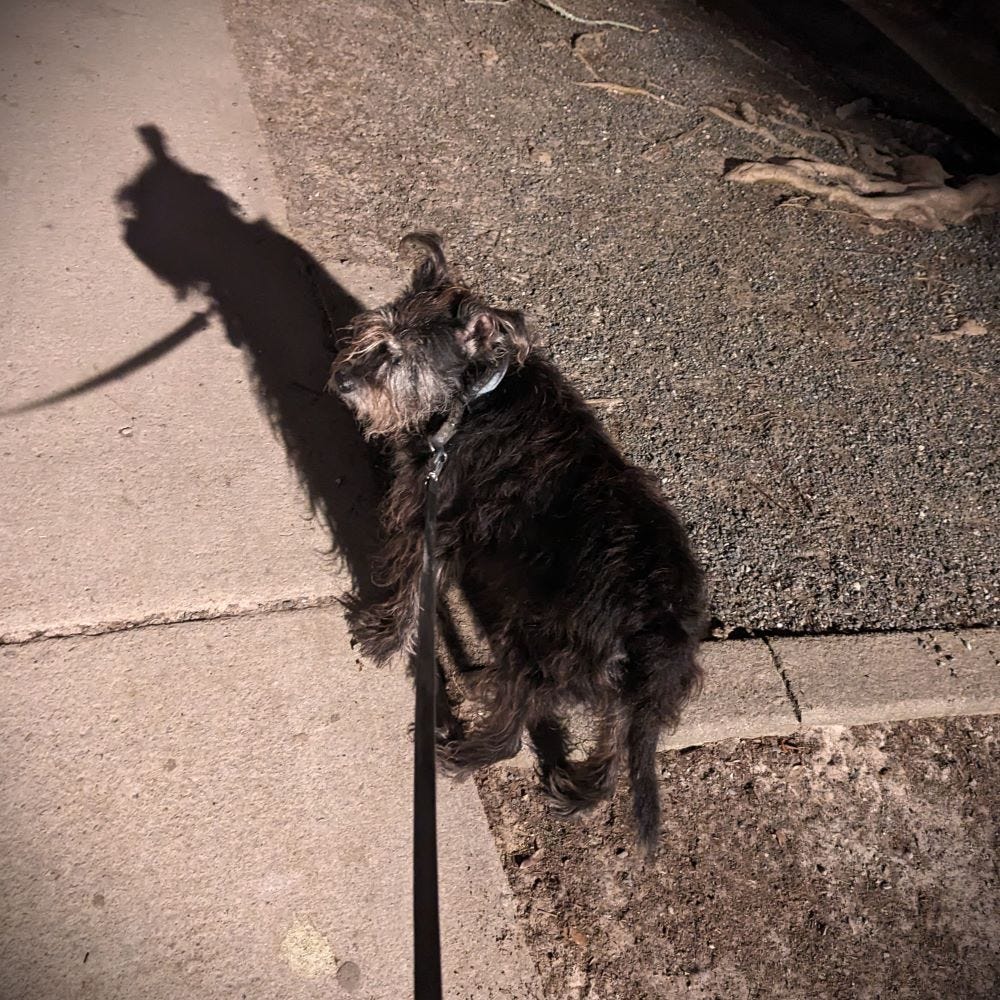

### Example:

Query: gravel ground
xmin=224 ymin=0 xmax=999 ymax=636
xmin=479 ymin=716 xmax=1000 ymax=999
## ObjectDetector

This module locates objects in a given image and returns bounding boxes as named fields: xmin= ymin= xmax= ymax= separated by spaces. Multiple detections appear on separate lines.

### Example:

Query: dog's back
xmin=439 ymin=354 xmax=705 ymax=852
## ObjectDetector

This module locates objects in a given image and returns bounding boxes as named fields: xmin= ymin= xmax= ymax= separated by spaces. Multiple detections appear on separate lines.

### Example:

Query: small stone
xmin=336 ymin=960 xmax=361 ymax=992
xmin=836 ymin=96 xmax=872 ymax=119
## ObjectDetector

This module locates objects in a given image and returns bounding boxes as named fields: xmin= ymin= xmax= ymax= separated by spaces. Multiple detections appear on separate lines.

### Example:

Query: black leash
xmin=411 ymin=357 xmax=509 ymax=1000
xmin=413 ymin=440 xmax=444 ymax=1000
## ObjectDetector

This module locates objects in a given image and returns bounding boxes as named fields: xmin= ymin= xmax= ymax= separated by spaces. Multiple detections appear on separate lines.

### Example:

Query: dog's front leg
xmin=348 ymin=526 xmax=424 ymax=664
xmin=348 ymin=456 xmax=449 ymax=664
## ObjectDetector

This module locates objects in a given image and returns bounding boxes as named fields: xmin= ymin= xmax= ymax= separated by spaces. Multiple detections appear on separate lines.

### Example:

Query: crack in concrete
xmin=0 ymin=594 xmax=344 ymax=646
xmin=763 ymin=636 xmax=803 ymax=724
xmin=706 ymin=621 xmax=999 ymax=643
xmin=2 ymin=602 xmax=997 ymax=652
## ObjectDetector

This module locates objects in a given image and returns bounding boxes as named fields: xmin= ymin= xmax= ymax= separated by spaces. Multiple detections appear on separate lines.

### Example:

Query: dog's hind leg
xmin=542 ymin=705 xmax=626 ymax=817
xmin=438 ymin=687 xmax=530 ymax=776
xmin=527 ymin=714 xmax=571 ymax=785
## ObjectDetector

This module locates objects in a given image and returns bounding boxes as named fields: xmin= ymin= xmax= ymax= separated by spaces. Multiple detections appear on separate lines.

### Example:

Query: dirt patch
xmin=478 ymin=716 xmax=999 ymax=999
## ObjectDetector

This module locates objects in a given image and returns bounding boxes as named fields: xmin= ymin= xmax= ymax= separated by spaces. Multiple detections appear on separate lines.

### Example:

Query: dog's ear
xmin=461 ymin=307 xmax=534 ymax=364
xmin=401 ymin=231 xmax=451 ymax=292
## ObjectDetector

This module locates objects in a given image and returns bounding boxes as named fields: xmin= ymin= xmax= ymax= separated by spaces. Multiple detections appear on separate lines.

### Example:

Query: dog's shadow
xmin=116 ymin=124 xmax=384 ymax=603
xmin=115 ymin=130 xmax=561 ymax=766
xmin=119 ymin=126 xmax=483 ymax=721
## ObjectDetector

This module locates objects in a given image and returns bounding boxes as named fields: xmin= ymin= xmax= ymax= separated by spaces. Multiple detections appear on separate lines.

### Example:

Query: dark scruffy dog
xmin=332 ymin=233 xmax=705 ymax=854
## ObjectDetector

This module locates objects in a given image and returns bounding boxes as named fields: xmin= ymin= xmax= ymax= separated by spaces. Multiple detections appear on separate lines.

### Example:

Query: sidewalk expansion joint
xmin=763 ymin=636 xmax=803 ymax=724
xmin=0 ymin=594 xmax=343 ymax=647
xmin=3 ymin=607 xmax=997 ymax=652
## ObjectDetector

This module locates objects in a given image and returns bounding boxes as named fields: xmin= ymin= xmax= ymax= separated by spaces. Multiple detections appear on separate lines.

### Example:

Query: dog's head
xmin=330 ymin=233 xmax=533 ymax=438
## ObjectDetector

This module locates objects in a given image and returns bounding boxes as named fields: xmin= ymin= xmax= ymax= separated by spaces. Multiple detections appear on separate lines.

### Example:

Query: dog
xmin=331 ymin=233 xmax=705 ymax=854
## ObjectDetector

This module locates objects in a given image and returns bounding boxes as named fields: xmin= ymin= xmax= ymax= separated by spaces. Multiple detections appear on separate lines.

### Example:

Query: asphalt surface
xmin=224 ymin=0 xmax=999 ymax=636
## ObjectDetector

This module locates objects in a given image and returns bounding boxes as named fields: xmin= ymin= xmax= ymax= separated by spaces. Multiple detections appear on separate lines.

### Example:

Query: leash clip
xmin=427 ymin=444 xmax=448 ymax=482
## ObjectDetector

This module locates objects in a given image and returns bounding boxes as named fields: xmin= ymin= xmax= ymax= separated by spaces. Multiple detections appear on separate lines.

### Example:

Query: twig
xmin=745 ymin=477 xmax=796 ymax=516
xmin=465 ymin=0 xmax=644 ymax=31
xmin=578 ymin=81 xmax=684 ymax=108
xmin=730 ymin=157 xmax=1000 ymax=230
xmin=704 ymin=105 xmax=813 ymax=158
xmin=571 ymin=32 xmax=603 ymax=79
xmin=641 ymin=119 xmax=705 ymax=160
xmin=533 ymin=0 xmax=643 ymax=31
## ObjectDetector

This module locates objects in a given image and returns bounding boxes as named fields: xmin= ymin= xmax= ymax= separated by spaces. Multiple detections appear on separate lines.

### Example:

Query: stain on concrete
xmin=278 ymin=917 xmax=336 ymax=979
xmin=336 ymin=959 xmax=361 ymax=992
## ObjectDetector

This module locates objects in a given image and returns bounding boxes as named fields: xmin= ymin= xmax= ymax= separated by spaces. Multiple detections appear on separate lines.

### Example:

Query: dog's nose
xmin=335 ymin=369 xmax=356 ymax=394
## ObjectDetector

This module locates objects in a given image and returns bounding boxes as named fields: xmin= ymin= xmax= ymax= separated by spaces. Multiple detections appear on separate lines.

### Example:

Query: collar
xmin=469 ymin=356 xmax=509 ymax=401
xmin=427 ymin=356 xmax=510 ymax=478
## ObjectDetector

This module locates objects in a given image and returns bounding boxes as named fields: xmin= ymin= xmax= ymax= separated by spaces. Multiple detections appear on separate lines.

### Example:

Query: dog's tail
xmin=628 ymin=639 xmax=702 ymax=857
xmin=627 ymin=699 xmax=663 ymax=857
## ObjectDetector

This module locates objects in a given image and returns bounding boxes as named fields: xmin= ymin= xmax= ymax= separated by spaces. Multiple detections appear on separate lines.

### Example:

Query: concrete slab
xmin=772 ymin=628 xmax=1000 ymax=727
xmin=663 ymin=638 xmax=800 ymax=749
xmin=0 ymin=0 xmax=390 ymax=641
xmin=0 ymin=607 xmax=540 ymax=1000
xmin=501 ymin=638 xmax=798 ymax=769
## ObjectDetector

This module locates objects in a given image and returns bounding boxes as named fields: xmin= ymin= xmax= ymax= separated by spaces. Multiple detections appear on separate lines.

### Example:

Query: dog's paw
xmin=540 ymin=762 xmax=612 ymax=818
xmin=348 ymin=603 xmax=405 ymax=664
xmin=435 ymin=736 xmax=473 ymax=780
xmin=437 ymin=731 xmax=523 ymax=778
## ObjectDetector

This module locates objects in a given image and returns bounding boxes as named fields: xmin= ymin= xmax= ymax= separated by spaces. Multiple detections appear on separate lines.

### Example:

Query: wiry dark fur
xmin=332 ymin=233 xmax=705 ymax=855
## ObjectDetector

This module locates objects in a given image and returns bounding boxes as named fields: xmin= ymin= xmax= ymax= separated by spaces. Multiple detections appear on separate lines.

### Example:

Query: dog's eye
xmin=389 ymin=354 xmax=403 ymax=367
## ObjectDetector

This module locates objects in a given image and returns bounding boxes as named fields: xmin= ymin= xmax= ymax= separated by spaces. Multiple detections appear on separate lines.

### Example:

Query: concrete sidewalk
xmin=0 ymin=2 xmax=537 ymax=998
xmin=0 ymin=610 xmax=538 ymax=1000
xmin=670 ymin=626 xmax=1000 ymax=748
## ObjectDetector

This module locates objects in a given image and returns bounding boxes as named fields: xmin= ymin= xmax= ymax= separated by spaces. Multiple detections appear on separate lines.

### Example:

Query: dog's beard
xmin=346 ymin=382 xmax=453 ymax=439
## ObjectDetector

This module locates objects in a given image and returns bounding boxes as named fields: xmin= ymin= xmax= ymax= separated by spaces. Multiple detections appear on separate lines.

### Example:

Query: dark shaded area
xmin=117 ymin=125 xmax=383 ymax=603
xmin=694 ymin=0 xmax=1000 ymax=172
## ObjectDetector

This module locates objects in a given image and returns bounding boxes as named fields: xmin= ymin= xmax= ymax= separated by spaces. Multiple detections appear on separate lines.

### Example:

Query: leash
xmin=411 ymin=356 xmax=509 ymax=1000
